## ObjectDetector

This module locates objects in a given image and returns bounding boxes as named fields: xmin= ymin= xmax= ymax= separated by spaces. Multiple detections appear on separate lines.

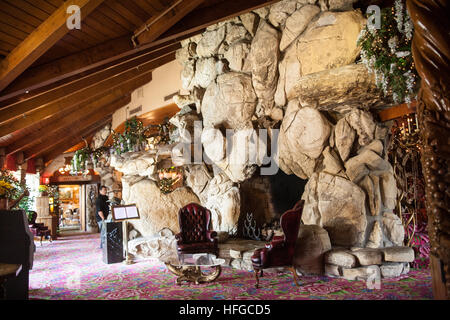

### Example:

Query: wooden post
xmin=407 ymin=0 xmax=450 ymax=300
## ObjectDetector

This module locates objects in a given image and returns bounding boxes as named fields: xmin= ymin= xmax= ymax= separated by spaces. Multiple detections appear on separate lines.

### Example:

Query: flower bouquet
xmin=0 ymin=170 xmax=29 ymax=210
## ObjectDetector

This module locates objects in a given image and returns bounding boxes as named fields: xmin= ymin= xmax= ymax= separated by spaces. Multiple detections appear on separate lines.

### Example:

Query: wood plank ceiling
xmin=0 ymin=0 xmax=280 ymax=168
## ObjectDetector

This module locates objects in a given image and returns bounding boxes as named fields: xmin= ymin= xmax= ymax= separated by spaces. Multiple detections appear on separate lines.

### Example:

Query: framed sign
xmin=112 ymin=204 xmax=140 ymax=221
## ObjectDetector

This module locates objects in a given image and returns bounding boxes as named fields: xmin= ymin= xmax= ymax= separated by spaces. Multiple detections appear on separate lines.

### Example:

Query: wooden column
xmin=407 ymin=0 xmax=450 ymax=300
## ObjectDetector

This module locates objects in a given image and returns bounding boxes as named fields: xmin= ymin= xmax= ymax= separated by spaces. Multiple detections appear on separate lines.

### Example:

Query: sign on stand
xmin=111 ymin=204 xmax=140 ymax=265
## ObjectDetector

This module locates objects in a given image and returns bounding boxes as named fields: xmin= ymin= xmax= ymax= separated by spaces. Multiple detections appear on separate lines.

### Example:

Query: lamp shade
xmin=5 ymin=154 xmax=17 ymax=171
xmin=26 ymin=158 xmax=36 ymax=174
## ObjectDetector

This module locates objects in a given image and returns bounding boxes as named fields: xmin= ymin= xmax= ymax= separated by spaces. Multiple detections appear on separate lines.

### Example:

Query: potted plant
xmin=0 ymin=170 xmax=29 ymax=210
xmin=38 ymin=185 xmax=48 ymax=196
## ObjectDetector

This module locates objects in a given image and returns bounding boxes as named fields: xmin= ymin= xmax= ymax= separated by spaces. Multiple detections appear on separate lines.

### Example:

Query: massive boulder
xmin=287 ymin=64 xmax=383 ymax=110
xmin=277 ymin=101 xmax=331 ymax=178
xmin=345 ymin=148 xmax=392 ymax=183
xmin=110 ymin=151 xmax=157 ymax=178
xmin=122 ymin=177 xmax=200 ymax=236
xmin=268 ymin=0 xmax=298 ymax=27
xmin=382 ymin=212 xmax=405 ymax=246
xmin=202 ymin=128 xmax=265 ymax=183
xmin=223 ymin=40 xmax=251 ymax=72
xmin=198 ymin=173 xmax=241 ymax=233
xmin=294 ymin=10 xmax=365 ymax=75
xmin=239 ymin=12 xmax=259 ymax=36
xmin=301 ymin=172 xmax=368 ymax=247
xmin=335 ymin=117 xmax=356 ymax=162
xmin=201 ymin=72 xmax=257 ymax=129
xmin=196 ymin=26 xmax=226 ymax=57
xmin=294 ymin=224 xmax=332 ymax=275
xmin=247 ymin=20 xmax=280 ymax=116
xmin=193 ymin=57 xmax=217 ymax=88
xmin=280 ymin=5 xmax=320 ymax=51
xmin=180 ymin=59 xmax=196 ymax=91
xmin=345 ymin=109 xmax=377 ymax=146
xmin=225 ymin=23 xmax=249 ymax=45
xmin=276 ymin=11 xmax=366 ymax=105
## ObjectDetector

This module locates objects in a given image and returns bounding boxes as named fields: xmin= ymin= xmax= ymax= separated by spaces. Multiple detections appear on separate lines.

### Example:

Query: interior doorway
xmin=58 ymin=185 xmax=82 ymax=232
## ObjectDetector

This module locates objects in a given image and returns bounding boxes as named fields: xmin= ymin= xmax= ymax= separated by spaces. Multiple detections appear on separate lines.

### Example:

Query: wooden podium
xmin=111 ymin=204 xmax=140 ymax=265
xmin=35 ymin=196 xmax=57 ymax=239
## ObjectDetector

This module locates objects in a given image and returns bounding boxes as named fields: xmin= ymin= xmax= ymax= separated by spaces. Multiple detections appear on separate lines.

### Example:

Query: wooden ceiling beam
xmin=133 ymin=0 xmax=205 ymax=46
xmin=0 ymin=43 xmax=178 ymax=116
xmin=7 ymin=94 xmax=131 ymax=156
xmin=0 ymin=42 xmax=180 ymax=107
xmin=24 ymin=110 xmax=115 ymax=161
xmin=0 ymin=53 xmax=173 ymax=137
xmin=0 ymin=68 xmax=153 ymax=138
xmin=0 ymin=0 xmax=276 ymax=100
xmin=0 ymin=0 xmax=105 ymax=92
xmin=41 ymin=117 xmax=112 ymax=163
xmin=27 ymin=115 xmax=112 ymax=161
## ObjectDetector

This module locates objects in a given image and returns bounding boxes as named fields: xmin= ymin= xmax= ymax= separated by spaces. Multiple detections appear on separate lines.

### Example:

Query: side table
xmin=0 ymin=263 xmax=22 ymax=300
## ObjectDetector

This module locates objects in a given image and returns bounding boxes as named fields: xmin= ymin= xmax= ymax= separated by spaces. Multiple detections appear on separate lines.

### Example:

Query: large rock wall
xmin=174 ymin=0 xmax=399 ymax=249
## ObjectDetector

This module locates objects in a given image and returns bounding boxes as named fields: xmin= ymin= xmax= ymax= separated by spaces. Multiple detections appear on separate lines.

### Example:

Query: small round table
xmin=0 ymin=263 xmax=22 ymax=300
xmin=163 ymin=253 xmax=225 ymax=285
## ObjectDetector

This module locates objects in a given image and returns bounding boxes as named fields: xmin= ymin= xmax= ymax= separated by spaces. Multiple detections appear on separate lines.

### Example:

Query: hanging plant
xmin=71 ymin=147 xmax=90 ymax=173
xmin=112 ymin=117 xmax=146 ymax=155
xmin=357 ymin=0 xmax=419 ymax=104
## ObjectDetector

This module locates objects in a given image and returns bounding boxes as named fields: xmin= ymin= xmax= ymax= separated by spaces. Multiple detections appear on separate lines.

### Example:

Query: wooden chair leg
xmin=254 ymin=269 xmax=260 ymax=288
xmin=40 ymin=235 xmax=43 ymax=246
xmin=260 ymin=269 xmax=263 ymax=277
xmin=290 ymin=266 xmax=299 ymax=286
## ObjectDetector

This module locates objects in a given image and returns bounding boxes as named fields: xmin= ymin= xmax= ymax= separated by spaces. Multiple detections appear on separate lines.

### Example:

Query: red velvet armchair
xmin=251 ymin=200 xmax=304 ymax=288
xmin=28 ymin=211 xmax=52 ymax=246
xmin=175 ymin=203 xmax=218 ymax=257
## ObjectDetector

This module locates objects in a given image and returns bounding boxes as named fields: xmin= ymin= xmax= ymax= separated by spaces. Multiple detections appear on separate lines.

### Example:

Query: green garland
xmin=357 ymin=0 xmax=419 ymax=104
xmin=70 ymin=117 xmax=175 ymax=173
xmin=112 ymin=117 xmax=146 ymax=155
xmin=71 ymin=147 xmax=90 ymax=173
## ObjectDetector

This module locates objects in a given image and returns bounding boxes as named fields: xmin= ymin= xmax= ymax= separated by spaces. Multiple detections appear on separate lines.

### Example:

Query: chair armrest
xmin=175 ymin=233 xmax=183 ymax=243
xmin=206 ymin=231 xmax=218 ymax=242
xmin=265 ymin=237 xmax=284 ymax=249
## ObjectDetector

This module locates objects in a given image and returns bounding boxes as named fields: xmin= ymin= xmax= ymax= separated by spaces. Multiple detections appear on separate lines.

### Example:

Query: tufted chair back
xmin=178 ymin=203 xmax=211 ymax=243
xmin=280 ymin=200 xmax=304 ymax=252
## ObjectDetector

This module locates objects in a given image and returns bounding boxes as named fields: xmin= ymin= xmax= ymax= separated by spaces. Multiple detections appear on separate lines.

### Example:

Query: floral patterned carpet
xmin=29 ymin=233 xmax=433 ymax=300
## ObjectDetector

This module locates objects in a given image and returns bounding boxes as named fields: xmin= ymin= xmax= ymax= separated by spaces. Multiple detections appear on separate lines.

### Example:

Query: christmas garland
xmin=112 ymin=117 xmax=146 ymax=155
xmin=357 ymin=0 xmax=419 ymax=104
xmin=70 ymin=117 xmax=175 ymax=175
xmin=158 ymin=167 xmax=183 ymax=194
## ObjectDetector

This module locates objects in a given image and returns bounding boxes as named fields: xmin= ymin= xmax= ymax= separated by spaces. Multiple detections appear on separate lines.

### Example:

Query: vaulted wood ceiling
xmin=0 ymin=0 xmax=280 ymax=167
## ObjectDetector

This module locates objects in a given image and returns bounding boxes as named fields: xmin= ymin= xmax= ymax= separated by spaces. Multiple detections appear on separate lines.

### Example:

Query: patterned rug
xmin=29 ymin=233 xmax=433 ymax=300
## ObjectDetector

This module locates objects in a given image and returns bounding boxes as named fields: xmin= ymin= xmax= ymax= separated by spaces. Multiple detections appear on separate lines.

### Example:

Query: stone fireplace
xmin=99 ymin=0 xmax=415 ymax=279
xmin=238 ymin=169 xmax=307 ymax=238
